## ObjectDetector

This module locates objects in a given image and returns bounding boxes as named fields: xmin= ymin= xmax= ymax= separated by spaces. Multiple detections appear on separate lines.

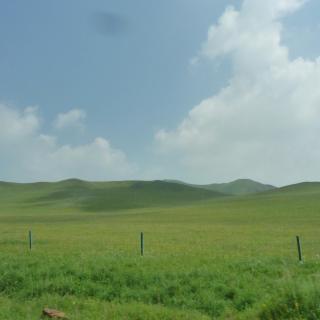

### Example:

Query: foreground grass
xmin=1 ymin=253 xmax=320 ymax=319
xmin=0 ymin=184 xmax=320 ymax=318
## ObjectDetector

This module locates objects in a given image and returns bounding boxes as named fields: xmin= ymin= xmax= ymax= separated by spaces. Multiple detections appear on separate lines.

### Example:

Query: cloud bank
xmin=156 ymin=0 xmax=320 ymax=186
xmin=0 ymin=104 xmax=134 ymax=182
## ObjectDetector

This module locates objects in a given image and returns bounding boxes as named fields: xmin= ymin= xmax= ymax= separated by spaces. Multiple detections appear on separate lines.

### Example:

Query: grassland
xmin=0 ymin=180 xmax=320 ymax=319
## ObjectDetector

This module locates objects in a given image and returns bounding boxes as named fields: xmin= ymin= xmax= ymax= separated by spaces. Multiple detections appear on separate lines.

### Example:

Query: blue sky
xmin=0 ymin=0 xmax=236 ymax=151
xmin=1 ymin=0 xmax=320 ymax=185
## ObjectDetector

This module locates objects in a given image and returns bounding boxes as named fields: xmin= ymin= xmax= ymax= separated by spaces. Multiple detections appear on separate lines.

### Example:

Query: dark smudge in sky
xmin=91 ymin=11 xmax=129 ymax=36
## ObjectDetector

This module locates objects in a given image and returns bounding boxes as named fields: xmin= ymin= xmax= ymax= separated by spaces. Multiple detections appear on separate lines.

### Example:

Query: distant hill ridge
xmin=1 ymin=178 xmax=320 ymax=212
xmin=0 ymin=179 xmax=225 ymax=212
xmin=264 ymin=181 xmax=320 ymax=196
xmin=164 ymin=178 xmax=276 ymax=195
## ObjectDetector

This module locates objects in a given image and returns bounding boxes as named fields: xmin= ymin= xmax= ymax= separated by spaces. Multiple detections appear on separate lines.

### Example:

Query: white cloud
xmin=0 ymin=105 xmax=40 ymax=142
xmin=156 ymin=0 xmax=320 ymax=186
xmin=0 ymin=104 xmax=135 ymax=182
xmin=54 ymin=109 xmax=86 ymax=130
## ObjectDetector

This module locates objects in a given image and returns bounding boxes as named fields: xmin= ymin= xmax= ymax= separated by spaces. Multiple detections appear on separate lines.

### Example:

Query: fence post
xmin=140 ymin=232 xmax=144 ymax=256
xmin=296 ymin=235 xmax=302 ymax=262
xmin=29 ymin=230 xmax=32 ymax=250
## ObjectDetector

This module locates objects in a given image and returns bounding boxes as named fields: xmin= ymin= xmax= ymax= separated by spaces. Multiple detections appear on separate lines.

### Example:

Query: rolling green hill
xmin=202 ymin=178 xmax=276 ymax=195
xmin=165 ymin=178 xmax=276 ymax=195
xmin=265 ymin=182 xmax=320 ymax=196
xmin=0 ymin=179 xmax=225 ymax=212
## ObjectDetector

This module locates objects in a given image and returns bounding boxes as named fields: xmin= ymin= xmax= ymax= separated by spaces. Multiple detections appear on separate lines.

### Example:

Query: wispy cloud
xmin=54 ymin=109 xmax=86 ymax=131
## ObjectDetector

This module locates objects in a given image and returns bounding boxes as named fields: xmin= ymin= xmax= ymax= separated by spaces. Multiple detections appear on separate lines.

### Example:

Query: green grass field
xmin=1 ymin=180 xmax=320 ymax=319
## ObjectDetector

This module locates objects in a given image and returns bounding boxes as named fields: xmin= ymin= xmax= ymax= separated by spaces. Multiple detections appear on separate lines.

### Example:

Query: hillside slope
xmin=260 ymin=182 xmax=320 ymax=196
xmin=202 ymin=179 xmax=276 ymax=195
xmin=165 ymin=179 xmax=275 ymax=195
xmin=0 ymin=179 xmax=225 ymax=212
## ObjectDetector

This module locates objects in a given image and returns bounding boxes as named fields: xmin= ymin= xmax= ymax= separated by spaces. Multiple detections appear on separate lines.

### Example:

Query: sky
xmin=1 ymin=0 xmax=320 ymax=186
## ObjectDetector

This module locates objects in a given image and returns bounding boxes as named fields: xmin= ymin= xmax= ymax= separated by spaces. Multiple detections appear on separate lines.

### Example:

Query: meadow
xmin=1 ymin=180 xmax=320 ymax=319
